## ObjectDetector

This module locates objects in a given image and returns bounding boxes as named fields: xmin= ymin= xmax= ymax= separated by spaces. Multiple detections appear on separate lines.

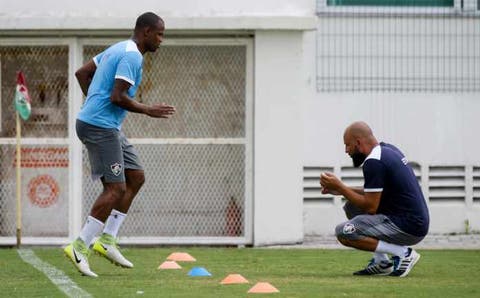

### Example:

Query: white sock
xmin=373 ymin=252 xmax=390 ymax=263
xmin=103 ymin=209 xmax=126 ymax=238
xmin=79 ymin=216 xmax=104 ymax=246
xmin=375 ymin=240 xmax=408 ymax=258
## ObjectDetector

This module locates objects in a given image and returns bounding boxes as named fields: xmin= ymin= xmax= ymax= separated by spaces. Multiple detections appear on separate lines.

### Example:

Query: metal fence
xmin=0 ymin=38 xmax=253 ymax=245
xmin=0 ymin=45 xmax=69 ymax=241
xmin=316 ymin=0 xmax=480 ymax=92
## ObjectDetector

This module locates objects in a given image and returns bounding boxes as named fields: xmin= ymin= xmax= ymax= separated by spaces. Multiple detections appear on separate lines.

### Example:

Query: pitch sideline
xmin=17 ymin=249 xmax=92 ymax=298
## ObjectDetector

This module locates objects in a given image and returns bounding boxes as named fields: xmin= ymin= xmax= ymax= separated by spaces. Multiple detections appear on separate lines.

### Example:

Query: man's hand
xmin=320 ymin=172 xmax=343 ymax=195
xmin=146 ymin=103 xmax=176 ymax=118
xmin=111 ymin=80 xmax=176 ymax=118
xmin=321 ymin=186 xmax=341 ymax=195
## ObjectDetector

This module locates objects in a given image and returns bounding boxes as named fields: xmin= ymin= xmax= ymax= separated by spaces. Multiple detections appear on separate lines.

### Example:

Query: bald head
xmin=344 ymin=121 xmax=374 ymax=140
xmin=343 ymin=121 xmax=378 ymax=166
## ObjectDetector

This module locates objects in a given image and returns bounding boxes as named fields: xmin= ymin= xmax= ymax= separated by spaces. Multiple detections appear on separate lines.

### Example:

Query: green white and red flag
xmin=14 ymin=71 xmax=32 ymax=121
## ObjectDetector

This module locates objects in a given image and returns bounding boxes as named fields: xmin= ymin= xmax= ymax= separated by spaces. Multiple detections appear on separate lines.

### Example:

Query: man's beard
xmin=351 ymin=151 xmax=367 ymax=168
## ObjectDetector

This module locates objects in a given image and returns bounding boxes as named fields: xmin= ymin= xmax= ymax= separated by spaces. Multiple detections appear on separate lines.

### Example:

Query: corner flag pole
xmin=14 ymin=71 xmax=32 ymax=248
xmin=16 ymin=111 xmax=22 ymax=247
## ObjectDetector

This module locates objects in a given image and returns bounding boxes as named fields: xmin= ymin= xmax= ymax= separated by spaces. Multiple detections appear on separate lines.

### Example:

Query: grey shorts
xmin=76 ymin=119 xmax=143 ymax=183
xmin=336 ymin=202 xmax=425 ymax=246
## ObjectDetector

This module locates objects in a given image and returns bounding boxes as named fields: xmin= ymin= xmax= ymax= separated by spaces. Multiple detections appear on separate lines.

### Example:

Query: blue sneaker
xmin=390 ymin=248 xmax=421 ymax=277
xmin=353 ymin=258 xmax=394 ymax=276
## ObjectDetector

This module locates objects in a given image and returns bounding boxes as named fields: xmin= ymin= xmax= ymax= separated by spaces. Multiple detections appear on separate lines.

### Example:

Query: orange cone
xmin=158 ymin=261 xmax=182 ymax=270
xmin=166 ymin=252 xmax=196 ymax=262
xmin=220 ymin=274 xmax=249 ymax=284
xmin=247 ymin=282 xmax=279 ymax=293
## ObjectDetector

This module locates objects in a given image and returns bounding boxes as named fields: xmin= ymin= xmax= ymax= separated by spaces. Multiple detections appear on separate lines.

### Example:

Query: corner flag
xmin=14 ymin=71 xmax=31 ymax=247
xmin=14 ymin=71 xmax=31 ymax=121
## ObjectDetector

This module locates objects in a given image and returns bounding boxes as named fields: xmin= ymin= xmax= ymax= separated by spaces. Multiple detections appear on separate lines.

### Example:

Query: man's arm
xmin=320 ymin=172 xmax=380 ymax=214
xmin=321 ymin=185 xmax=364 ymax=196
xmin=75 ymin=59 xmax=97 ymax=96
xmin=350 ymin=187 xmax=364 ymax=195
xmin=336 ymin=184 xmax=381 ymax=214
xmin=110 ymin=79 xmax=175 ymax=118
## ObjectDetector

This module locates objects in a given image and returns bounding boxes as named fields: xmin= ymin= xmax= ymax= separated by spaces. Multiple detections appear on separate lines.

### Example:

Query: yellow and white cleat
xmin=64 ymin=238 xmax=98 ymax=277
xmin=93 ymin=233 xmax=133 ymax=268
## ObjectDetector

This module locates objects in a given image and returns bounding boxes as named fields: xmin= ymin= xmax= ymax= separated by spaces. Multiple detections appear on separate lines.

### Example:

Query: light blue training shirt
xmin=77 ymin=40 xmax=143 ymax=130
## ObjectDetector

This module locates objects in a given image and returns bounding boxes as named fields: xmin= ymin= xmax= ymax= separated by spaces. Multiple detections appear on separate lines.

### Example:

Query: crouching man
xmin=320 ymin=121 xmax=429 ymax=277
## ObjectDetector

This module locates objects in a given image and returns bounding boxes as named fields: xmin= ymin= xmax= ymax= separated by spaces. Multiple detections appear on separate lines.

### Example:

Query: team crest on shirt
xmin=110 ymin=163 xmax=123 ymax=176
xmin=343 ymin=223 xmax=356 ymax=234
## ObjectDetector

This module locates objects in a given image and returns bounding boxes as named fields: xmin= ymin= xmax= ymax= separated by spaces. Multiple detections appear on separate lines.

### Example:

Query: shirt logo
xmin=110 ymin=163 xmax=123 ymax=176
xmin=343 ymin=223 xmax=356 ymax=234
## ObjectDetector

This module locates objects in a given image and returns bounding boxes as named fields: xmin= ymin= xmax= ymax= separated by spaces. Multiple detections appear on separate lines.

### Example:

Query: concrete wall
xmin=304 ymin=93 xmax=480 ymax=166
xmin=0 ymin=0 xmax=315 ymax=30
xmin=0 ymin=0 xmax=315 ymax=245
xmin=1 ymin=0 xmax=477 ymax=242
xmin=303 ymin=15 xmax=480 ymax=236
xmin=303 ymin=93 xmax=480 ymax=235
xmin=1 ymin=0 xmax=314 ymax=16
xmin=253 ymin=31 xmax=307 ymax=245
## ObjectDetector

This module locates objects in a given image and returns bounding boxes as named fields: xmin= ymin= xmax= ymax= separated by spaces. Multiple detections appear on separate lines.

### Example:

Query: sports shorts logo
xmin=110 ymin=162 xmax=123 ymax=176
xmin=343 ymin=223 xmax=356 ymax=234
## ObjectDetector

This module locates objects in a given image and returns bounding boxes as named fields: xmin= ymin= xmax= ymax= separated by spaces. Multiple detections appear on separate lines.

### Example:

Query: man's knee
xmin=105 ymin=183 xmax=127 ymax=201
xmin=126 ymin=170 xmax=145 ymax=190
xmin=335 ymin=221 xmax=360 ymax=243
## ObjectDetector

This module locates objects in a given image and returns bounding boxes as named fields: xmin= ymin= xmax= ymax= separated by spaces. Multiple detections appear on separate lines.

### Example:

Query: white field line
xmin=17 ymin=249 xmax=92 ymax=298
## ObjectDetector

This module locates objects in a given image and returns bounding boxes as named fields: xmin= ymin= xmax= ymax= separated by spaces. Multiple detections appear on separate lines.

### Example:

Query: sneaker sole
xmin=353 ymin=272 xmax=392 ymax=276
xmin=353 ymin=267 xmax=394 ymax=276
xmin=398 ymin=252 xmax=421 ymax=278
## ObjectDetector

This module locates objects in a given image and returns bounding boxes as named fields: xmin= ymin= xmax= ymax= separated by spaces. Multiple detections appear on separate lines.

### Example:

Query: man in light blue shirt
xmin=77 ymin=39 xmax=144 ymax=129
xmin=64 ymin=12 xmax=176 ymax=277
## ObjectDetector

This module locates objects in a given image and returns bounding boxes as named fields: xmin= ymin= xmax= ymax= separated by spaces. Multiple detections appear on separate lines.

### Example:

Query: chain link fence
xmin=316 ymin=0 xmax=480 ymax=92
xmin=0 ymin=41 xmax=249 ymax=242
xmin=0 ymin=46 xmax=69 ymax=238
xmin=82 ymin=43 xmax=247 ymax=238
xmin=0 ymin=145 xmax=69 ymax=237
xmin=1 ymin=46 xmax=68 ymax=137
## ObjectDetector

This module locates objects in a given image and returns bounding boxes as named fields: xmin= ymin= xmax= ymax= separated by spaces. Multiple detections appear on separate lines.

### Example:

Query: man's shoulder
xmin=378 ymin=143 xmax=412 ymax=172
xmin=121 ymin=42 xmax=143 ymax=66
xmin=363 ymin=143 xmax=401 ymax=169
xmin=380 ymin=142 xmax=404 ymax=156
xmin=106 ymin=41 xmax=141 ymax=57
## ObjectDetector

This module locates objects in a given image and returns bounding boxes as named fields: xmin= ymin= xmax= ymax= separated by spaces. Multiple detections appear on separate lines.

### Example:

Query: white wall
xmin=304 ymin=93 xmax=480 ymax=166
xmin=0 ymin=0 xmax=316 ymax=30
xmin=303 ymin=15 xmax=480 ymax=236
xmin=253 ymin=31 xmax=307 ymax=246
xmin=0 ymin=0 xmax=314 ymax=245
xmin=303 ymin=92 xmax=480 ymax=235
xmin=4 ymin=0 xmax=476 ymax=241
xmin=1 ymin=0 xmax=314 ymax=16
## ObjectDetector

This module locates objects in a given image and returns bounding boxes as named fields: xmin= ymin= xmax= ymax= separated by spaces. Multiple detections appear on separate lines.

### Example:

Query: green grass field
xmin=1 ymin=247 xmax=479 ymax=297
